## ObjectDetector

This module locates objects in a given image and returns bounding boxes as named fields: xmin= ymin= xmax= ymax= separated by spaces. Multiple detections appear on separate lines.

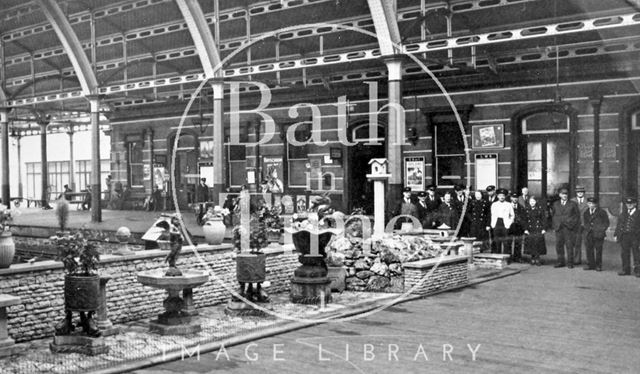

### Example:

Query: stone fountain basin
xmin=137 ymin=269 xmax=209 ymax=291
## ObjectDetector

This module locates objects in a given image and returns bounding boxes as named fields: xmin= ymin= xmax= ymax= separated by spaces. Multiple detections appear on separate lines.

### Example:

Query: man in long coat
xmin=614 ymin=197 xmax=640 ymax=276
xmin=583 ymin=197 xmax=609 ymax=271
xmin=551 ymin=187 xmax=580 ymax=268
xmin=571 ymin=185 xmax=588 ymax=266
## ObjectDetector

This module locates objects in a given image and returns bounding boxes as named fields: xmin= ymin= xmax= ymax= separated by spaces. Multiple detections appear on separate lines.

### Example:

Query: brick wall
xmin=403 ymin=255 xmax=469 ymax=296
xmin=0 ymin=244 xmax=299 ymax=343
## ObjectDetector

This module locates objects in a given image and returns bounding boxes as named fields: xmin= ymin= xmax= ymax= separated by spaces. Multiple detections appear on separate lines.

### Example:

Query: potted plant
xmin=56 ymin=199 xmax=70 ymax=237
xmin=262 ymin=205 xmax=282 ymax=243
xmin=0 ymin=204 xmax=15 ymax=268
xmin=202 ymin=205 xmax=229 ymax=245
xmin=230 ymin=191 xmax=270 ymax=303
xmin=52 ymin=232 xmax=102 ymax=337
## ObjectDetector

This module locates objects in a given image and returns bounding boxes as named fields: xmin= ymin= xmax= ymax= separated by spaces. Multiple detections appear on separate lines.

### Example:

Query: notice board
xmin=475 ymin=154 xmax=498 ymax=190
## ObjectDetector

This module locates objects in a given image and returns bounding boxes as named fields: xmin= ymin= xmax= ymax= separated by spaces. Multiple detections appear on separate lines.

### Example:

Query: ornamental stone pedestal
xmin=95 ymin=276 xmax=119 ymax=336
xmin=137 ymin=269 xmax=209 ymax=335
xmin=114 ymin=226 xmax=135 ymax=256
xmin=367 ymin=158 xmax=391 ymax=238
xmin=289 ymin=228 xmax=337 ymax=305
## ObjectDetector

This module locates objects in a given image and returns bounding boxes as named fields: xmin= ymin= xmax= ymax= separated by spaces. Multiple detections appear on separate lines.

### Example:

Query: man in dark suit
xmin=614 ymin=197 xmax=640 ymax=277
xmin=423 ymin=184 xmax=440 ymax=228
xmin=197 ymin=178 xmax=210 ymax=202
xmin=583 ymin=197 xmax=610 ymax=271
xmin=416 ymin=191 xmax=429 ymax=227
xmin=485 ymin=185 xmax=498 ymax=252
xmin=453 ymin=184 xmax=470 ymax=236
xmin=436 ymin=191 xmax=459 ymax=229
xmin=394 ymin=187 xmax=419 ymax=229
xmin=571 ymin=185 xmax=588 ymax=266
xmin=486 ymin=185 xmax=498 ymax=204
xmin=517 ymin=186 xmax=529 ymax=208
xmin=551 ymin=187 xmax=580 ymax=268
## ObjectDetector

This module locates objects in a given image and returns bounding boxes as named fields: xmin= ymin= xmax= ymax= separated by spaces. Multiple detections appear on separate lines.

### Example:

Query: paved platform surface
xmin=11 ymin=206 xmax=208 ymax=237
xmin=132 ymin=263 xmax=640 ymax=374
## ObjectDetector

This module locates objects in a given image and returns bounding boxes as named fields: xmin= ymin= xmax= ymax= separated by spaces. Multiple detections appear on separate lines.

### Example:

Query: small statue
xmin=157 ymin=218 xmax=184 ymax=276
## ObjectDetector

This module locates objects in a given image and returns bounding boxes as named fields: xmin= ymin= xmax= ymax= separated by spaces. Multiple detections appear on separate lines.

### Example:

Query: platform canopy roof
xmin=1 ymin=0 xmax=640 ymax=132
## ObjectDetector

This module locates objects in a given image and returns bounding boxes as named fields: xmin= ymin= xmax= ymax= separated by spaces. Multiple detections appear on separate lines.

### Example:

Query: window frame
xmin=127 ymin=141 xmax=145 ymax=188
xmin=286 ymin=122 xmax=312 ymax=189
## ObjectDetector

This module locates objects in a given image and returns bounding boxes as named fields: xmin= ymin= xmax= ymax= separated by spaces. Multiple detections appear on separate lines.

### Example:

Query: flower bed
xmin=327 ymin=234 xmax=450 ymax=293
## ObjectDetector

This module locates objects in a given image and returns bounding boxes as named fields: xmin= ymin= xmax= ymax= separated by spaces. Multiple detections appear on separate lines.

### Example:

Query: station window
xmin=287 ymin=124 xmax=311 ymax=188
xmin=127 ymin=141 xmax=144 ymax=188
xmin=76 ymin=160 xmax=112 ymax=191
xmin=434 ymin=123 xmax=465 ymax=187
xmin=228 ymin=145 xmax=247 ymax=188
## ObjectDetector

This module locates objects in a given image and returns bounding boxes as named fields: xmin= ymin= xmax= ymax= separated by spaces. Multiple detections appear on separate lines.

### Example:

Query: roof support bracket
xmin=36 ymin=0 xmax=98 ymax=95
xmin=175 ymin=0 xmax=222 ymax=79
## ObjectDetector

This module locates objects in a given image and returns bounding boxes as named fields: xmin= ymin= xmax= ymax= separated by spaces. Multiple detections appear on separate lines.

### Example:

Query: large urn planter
xmin=203 ymin=219 xmax=226 ymax=245
xmin=236 ymin=252 xmax=266 ymax=283
xmin=226 ymin=252 xmax=269 ymax=316
xmin=0 ymin=231 xmax=15 ymax=268
xmin=64 ymin=275 xmax=101 ymax=311
xmin=288 ymin=228 xmax=340 ymax=305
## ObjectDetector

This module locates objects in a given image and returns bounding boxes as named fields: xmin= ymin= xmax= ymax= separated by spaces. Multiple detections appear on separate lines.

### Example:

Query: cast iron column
xmin=89 ymin=95 xmax=102 ymax=222
xmin=0 ymin=108 xmax=9 ymax=205
xmin=211 ymin=79 xmax=225 ymax=204
xmin=67 ymin=125 xmax=75 ymax=191
xmin=15 ymin=134 xmax=23 ymax=197
xmin=39 ymin=119 xmax=51 ymax=209
xmin=591 ymin=97 xmax=603 ymax=200
xmin=384 ymin=56 xmax=404 ymax=216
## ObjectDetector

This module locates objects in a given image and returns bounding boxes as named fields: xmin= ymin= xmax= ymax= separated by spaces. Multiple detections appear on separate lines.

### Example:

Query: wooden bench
xmin=65 ymin=192 xmax=90 ymax=210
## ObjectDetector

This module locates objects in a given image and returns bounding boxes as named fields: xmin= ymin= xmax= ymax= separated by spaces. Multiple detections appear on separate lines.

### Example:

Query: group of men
xmin=393 ymin=183 xmax=639 ymax=277
xmin=550 ymin=186 xmax=611 ymax=271
xmin=394 ymin=184 xmax=464 ymax=230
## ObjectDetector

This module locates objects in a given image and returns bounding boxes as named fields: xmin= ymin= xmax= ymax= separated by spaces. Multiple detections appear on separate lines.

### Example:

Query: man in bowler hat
xmin=583 ymin=197 xmax=609 ymax=271
xmin=551 ymin=187 xmax=580 ymax=268
xmin=614 ymin=197 xmax=640 ymax=276
xmin=571 ymin=185 xmax=588 ymax=265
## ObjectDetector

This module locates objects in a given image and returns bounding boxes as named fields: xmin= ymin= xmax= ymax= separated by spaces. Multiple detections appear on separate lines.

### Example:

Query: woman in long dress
xmin=524 ymin=195 xmax=547 ymax=265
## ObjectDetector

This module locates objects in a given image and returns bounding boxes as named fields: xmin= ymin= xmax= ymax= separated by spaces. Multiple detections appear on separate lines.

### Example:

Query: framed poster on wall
xmin=263 ymin=156 xmax=284 ymax=193
xmin=472 ymin=124 xmax=504 ymax=149
xmin=475 ymin=154 xmax=498 ymax=190
xmin=404 ymin=156 xmax=425 ymax=191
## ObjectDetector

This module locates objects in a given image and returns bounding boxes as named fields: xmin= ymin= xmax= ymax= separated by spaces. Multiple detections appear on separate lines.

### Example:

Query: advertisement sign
xmin=200 ymin=140 xmax=214 ymax=159
xmin=472 ymin=124 xmax=505 ymax=149
xmin=404 ymin=156 xmax=425 ymax=191
xmin=263 ymin=156 xmax=284 ymax=193
xmin=153 ymin=166 xmax=167 ymax=191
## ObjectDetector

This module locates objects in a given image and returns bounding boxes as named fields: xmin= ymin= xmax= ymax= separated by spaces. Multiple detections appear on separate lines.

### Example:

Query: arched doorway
xmin=345 ymin=122 xmax=385 ymax=214
xmin=168 ymin=132 xmax=199 ymax=209
xmin=513 ymin=104 xmax=577 ymax=204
